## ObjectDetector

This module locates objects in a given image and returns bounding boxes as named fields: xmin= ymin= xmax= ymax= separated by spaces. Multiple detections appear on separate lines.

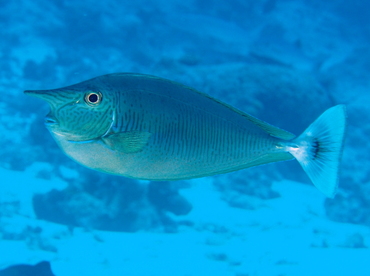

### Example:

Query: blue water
xmin=1 ymin=0 xmax=369 ymax=275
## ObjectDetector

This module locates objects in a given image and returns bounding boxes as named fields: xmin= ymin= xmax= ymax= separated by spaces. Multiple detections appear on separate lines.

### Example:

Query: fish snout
xmin=24 ymin=89 xmax=56 ymax=103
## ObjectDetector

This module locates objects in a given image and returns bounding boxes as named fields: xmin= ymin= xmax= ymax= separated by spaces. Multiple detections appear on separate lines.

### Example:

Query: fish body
xmin=25 ymin=73 xmax=346 ymax=197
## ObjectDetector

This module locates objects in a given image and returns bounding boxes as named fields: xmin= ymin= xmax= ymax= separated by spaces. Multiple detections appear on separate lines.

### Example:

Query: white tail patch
xmin=288 ymin=105 xmax=347 ymax=198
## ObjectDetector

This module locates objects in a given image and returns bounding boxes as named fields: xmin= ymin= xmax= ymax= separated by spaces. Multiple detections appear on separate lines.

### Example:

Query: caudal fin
xmin=288 ymin=105 xmax=347 ymax=198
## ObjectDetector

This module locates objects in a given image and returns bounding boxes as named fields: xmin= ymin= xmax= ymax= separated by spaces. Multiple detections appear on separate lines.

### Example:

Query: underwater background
xmin=1 ymin=0 xmax=369 ymax=275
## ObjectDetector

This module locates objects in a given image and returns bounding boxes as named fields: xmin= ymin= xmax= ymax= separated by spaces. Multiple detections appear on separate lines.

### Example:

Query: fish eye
xmin=85 ymin=92 xmax=102 ymax=106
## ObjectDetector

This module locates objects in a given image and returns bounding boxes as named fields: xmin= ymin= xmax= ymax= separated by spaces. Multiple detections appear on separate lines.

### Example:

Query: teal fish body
xmin=25 ymin=73 xmax=347 ymax=197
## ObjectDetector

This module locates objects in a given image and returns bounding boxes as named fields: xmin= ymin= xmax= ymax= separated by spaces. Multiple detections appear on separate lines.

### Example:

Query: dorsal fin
xmin=241 ymin=113 xmax=296 ymax=140
xmin=103 ymin=73 xmax=296 ymax=140
xmin=200 ymin=93 xmax=296 ymax=140
xmin=156 ymin=75 xmax=296 ymax=140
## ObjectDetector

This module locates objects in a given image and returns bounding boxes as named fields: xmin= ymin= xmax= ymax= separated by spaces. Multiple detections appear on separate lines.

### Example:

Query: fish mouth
xmin=44 ymin=116 xmax=58 ymax=127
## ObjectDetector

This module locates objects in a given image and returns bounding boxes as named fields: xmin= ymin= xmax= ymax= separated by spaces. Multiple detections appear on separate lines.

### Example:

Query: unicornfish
xmin=25 ymin=73 xmax=347 ymax=198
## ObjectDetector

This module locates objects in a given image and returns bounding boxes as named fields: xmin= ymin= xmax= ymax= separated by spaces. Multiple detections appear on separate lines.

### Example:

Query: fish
xmin=25 ymin=73 xmax=347 ymax=198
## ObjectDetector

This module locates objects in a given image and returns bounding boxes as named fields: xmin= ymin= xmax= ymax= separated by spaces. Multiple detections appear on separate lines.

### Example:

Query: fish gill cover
xmin=0 ymin=0 xmax=369 ymax=275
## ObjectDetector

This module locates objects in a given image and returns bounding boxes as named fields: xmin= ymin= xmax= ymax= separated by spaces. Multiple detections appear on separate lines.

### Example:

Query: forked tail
xmin=287 ymin=105 xmax=347 ymax=198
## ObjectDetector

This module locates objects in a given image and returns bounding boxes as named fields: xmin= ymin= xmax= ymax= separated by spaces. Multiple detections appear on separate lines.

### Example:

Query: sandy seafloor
xmin=1 ymin=0 xmax=370 ymax=275
xmin=1 ymin=166 xmax=370 ymax=276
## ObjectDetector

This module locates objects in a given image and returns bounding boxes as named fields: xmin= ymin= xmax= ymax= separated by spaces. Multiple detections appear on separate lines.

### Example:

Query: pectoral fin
xmin=102 ymin=131 xmax=152 ymax=153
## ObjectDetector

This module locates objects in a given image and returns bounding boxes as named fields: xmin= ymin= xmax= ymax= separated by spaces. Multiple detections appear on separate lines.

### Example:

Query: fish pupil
xmin=89 ymin=93 xmax=98 ymax=103
xmin=85 ymin=92 xmax=102 ymax=105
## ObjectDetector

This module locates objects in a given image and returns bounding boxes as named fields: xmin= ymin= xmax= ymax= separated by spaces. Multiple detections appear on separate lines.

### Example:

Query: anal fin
xmin=244 ymin=151 xmax=294 ymax=169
